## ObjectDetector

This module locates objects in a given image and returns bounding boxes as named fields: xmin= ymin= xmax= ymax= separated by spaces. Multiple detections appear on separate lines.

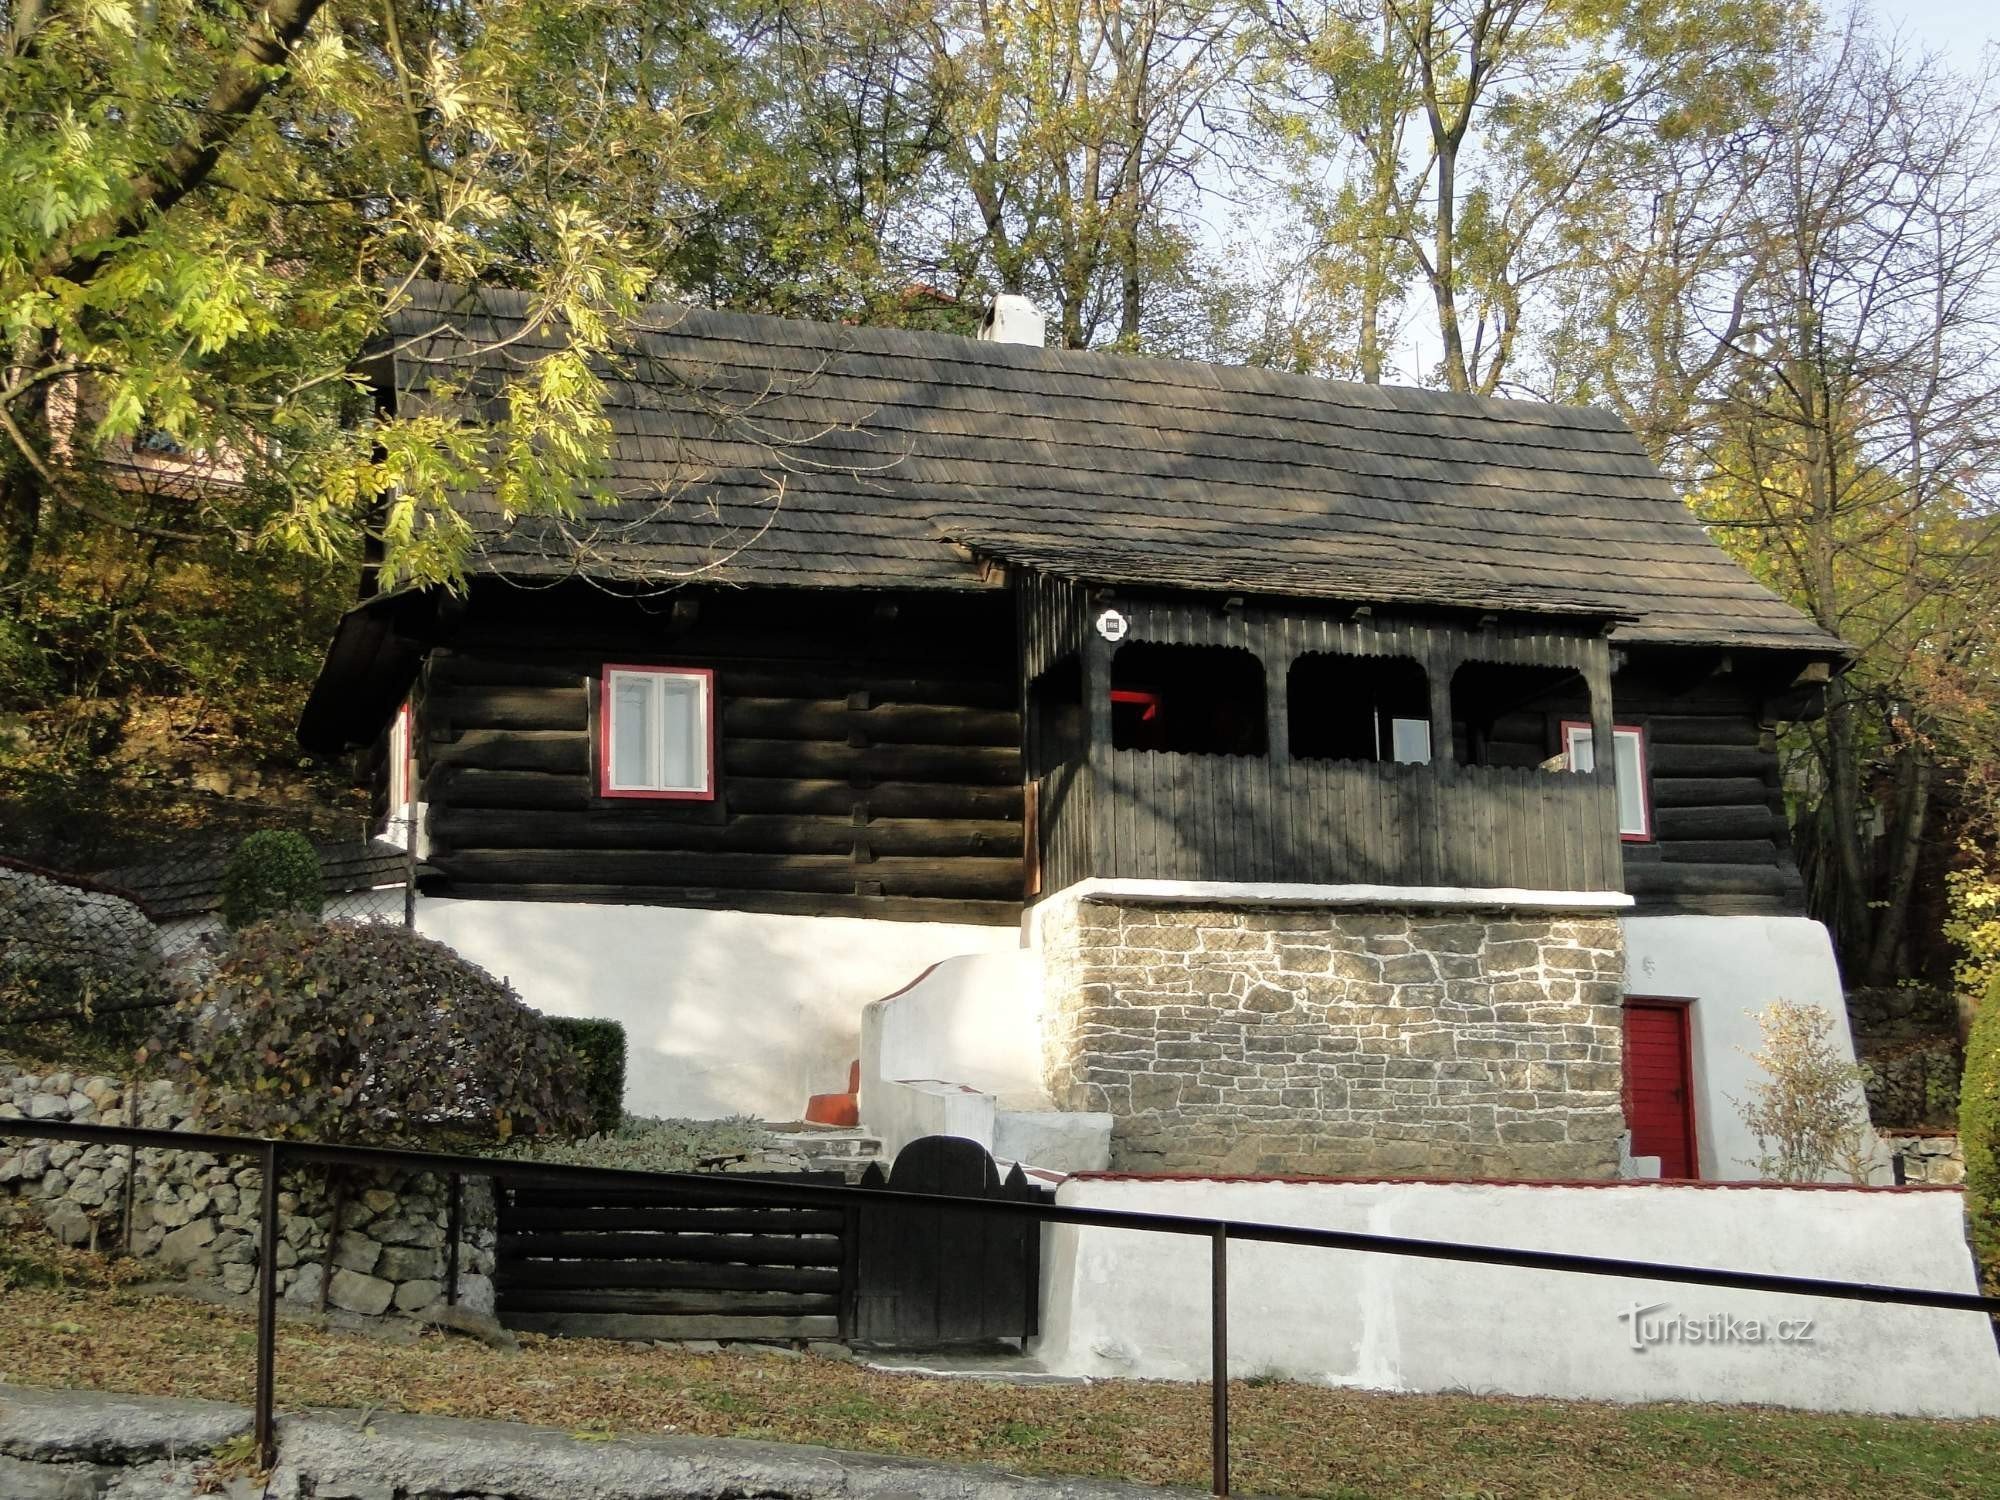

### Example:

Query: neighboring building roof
xmin=369 ymin=280 xmax=1843 ymax=653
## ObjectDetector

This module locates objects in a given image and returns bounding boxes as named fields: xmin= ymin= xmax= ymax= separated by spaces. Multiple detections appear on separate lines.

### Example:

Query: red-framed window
xmin=387 ymin=701 xmax=414 ymax=815
xmin=1561 ymin=720 xmax=1653 ymax=841
xmin=599 ymin=665 xmax=716 ymax=800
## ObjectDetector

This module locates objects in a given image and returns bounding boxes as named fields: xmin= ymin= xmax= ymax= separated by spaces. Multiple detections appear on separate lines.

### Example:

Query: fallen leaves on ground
xmin=0 ymin=1272 xmax=1994 ymax=1498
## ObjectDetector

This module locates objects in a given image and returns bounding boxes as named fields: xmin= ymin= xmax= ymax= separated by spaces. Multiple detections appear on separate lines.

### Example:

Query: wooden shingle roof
xmin=377 ymin=281 xmax=1841 ymax=653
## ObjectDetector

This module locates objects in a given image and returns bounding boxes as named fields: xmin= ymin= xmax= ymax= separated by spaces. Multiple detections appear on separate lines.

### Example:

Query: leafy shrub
xmin=0 ymin=865 xmax=167 ymax=1043
xmin=509 ymin=1115 xmax=773 ymax=1175
xmin=219 ymin=830 xmax=322 ymax=930
xmin=1947 ymin=857 xmax=2000 ymax=1029
xmin=144 ymin=916 xmax=591 ymax=1144
xmin=1962 ymin=977 xmax=2000 ymax=1301
xmin=1732 ymin=999 xmax=1874 ymax=1182
xmin=544 ymin=1016 xmax=627 ymax=1134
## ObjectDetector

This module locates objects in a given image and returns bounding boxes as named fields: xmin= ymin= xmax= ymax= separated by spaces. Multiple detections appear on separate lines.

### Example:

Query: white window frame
xmin=1563 ymin=721 xmax=1653 ymax=841
xmin=599 ymin=664 xmax=715 ymax=800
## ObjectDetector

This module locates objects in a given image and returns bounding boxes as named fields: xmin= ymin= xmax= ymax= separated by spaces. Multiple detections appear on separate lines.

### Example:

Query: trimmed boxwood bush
xmin=145 ymin=915 xmax=591 ymax=1144
xmin=544 ymin=1016 xmax=627 ymax=1135
xmin=1962 ymin=976 xmax=2000 ymax=1301
xmin=219 ymin=830 xmax=323 ymax=930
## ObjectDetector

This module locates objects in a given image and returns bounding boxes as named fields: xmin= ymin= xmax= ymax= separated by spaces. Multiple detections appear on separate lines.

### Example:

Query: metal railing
xmin=4 ymin=1117 xmax=1997 ymax=1493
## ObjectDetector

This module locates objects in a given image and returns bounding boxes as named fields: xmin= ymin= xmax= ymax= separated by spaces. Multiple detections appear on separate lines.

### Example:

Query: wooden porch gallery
xmin=1021 ymin=572 xmax=1624 ymax=895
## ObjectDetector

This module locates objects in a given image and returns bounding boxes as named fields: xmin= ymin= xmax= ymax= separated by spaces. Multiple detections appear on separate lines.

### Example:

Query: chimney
xmin=978 ymin=294 xmax=1046 ymax=347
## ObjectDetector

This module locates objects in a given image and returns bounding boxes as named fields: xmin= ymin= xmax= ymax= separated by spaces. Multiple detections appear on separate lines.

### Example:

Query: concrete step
xmin=993 ymin=1110 xmax=1112 ymax=1175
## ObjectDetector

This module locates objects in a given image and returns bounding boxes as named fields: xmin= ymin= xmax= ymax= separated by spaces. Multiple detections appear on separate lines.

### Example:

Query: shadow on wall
xmin=411 ymin=896 xmax=1019 ymax=1121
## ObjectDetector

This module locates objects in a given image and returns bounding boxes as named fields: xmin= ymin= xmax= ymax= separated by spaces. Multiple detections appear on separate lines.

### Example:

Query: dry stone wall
xmin=0 ymin=1063 xmax=497 ymax=1319
xmin=1039 ymin=899 xmax=1626 ymax=1180
xmin=1879 ymin=1129 xmax=1965 ymax=1186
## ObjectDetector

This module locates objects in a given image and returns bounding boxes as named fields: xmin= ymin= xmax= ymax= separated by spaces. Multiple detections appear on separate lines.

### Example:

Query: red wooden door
xmin=1623 ymin=1001 xmax=1698 ymax=1179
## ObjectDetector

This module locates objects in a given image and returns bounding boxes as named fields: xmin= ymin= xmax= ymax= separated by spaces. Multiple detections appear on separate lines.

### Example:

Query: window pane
xmin=610 ymin=674 xmax=656 ymax=787
xmin=1288 ymin=654 xmax=1428 ymax=763
xmin=1390 ymin=717 xmax=1431 ymax=765
xmin=658 ymin=675 xmax=706 ymax=790
xmin=1614 ymin=730 xmax=1647 ymax=835
xmin=1564 ymin=724 xmax=1595 ymax=773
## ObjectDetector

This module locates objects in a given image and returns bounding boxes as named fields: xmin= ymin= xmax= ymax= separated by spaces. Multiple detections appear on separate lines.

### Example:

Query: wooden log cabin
xmin=300 ymin=282 xmax=1862 ymax=1181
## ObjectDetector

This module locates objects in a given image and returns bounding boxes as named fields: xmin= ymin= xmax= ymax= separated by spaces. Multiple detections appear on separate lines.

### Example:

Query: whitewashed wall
xmin=1620 ymin=914 xmax=1873 ymax=1181
xmin=858 ymin=951 xmax=1110 ymax=1170
xmin=1034 ymin=1175 xmax=2000 ymax=1418
xmin=415 ymin=897 xmax=1019 ymax=1120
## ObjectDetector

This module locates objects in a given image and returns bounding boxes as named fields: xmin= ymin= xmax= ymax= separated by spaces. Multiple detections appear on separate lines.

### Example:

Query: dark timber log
xmin=428 ymin=768 xmax=1024 ymax=821
xmin=722 ymin=739 xmax=1020 ymax=783
xmin=1645 ymin=743 xmax=1775 ymax=778
xmin=1643 ymin=714 xmax=1764 ymax=747
xmin=436 ymin=730 xmax=588 ymax=774
xmin=431 ymin=808 xmax=1025 ymax=858
xmin=1623 ymin=862 xmax=1798 ymax=897
xmin=432 ymin=655 xmax=1016 ymax=708
xmin=1658 ymin=838 xmax=1790 ymax=865
xmin=441 ymin=851 xmax=1024 ymax=900
xmin=442 ymin=884 xmax=1020 ymax=924
xmin=1649 ymin=777 xmax=1771 ymax=809
xmin=720 ymin=699 xmax=1019 ymax=745
xmin=1652 ymin=805 xmax=1779 ymax=841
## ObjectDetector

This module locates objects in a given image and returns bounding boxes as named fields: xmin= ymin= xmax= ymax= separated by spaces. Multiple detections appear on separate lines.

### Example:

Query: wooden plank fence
xmin=493 ymin=1139 xmax=1052 ymax=1347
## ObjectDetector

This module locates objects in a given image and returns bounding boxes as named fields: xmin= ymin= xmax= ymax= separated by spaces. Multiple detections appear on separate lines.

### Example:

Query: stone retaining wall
xmin=1039 ymin=898 xmax=1627 ymax=1179
xmin=0 ymin=1063 xmax=497 ymax=1318
xmin=1879 ymin=1129 xmax=1966 ymax=1186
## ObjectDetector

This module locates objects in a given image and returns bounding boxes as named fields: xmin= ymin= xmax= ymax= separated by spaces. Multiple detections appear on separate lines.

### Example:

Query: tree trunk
xmin=0 ymin=351 xmax=55 ymax=611
xmin=1431 ymin=136 xmax=1469 ymax=392
xmin=1862 ymin=740 xmax=1934 ymax=987
xmin=1820 ymin=680 xmax=1874 ymax=971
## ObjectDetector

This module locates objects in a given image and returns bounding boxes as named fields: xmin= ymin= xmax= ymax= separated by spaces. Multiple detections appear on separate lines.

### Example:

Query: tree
xmin=1733 ymin=998 xmax=1875 ymax=1183
xmin=0 ymin=0 xmax=857 ymax=817
xmin=1265 ymin=0 xmax=1799 ymax=393
xmin=0 ymin=0 xmax=764 ymax=611
xmin=1669 ymin=31 xmax=2000 ymax=985
xmin=928 ymin=0 xmax=1253 ymax=349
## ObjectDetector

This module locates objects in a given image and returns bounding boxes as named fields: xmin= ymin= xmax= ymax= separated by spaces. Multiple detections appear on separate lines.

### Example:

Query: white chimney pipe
xmin=979 ymin=294 xmax=1046 ymax=347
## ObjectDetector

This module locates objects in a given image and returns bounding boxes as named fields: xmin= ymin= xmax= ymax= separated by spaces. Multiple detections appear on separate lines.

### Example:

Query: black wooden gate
xmin=850 ymin=1135 xmax=1051 ymax=1346
xmin=496 ymin=1172 xmax=851 ymax=1342
xmin=495 ymin=1139 xmax=1049 ymax=1347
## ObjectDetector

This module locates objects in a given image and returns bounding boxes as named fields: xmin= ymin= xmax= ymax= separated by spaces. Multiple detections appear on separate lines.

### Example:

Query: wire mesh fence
xmin=0 ymin=781 xmax=412 ymax=1039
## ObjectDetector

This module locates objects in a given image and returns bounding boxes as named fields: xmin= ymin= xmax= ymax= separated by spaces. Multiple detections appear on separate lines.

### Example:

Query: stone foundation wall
xmin=0 ymin=1064 xmax=498 ymax=1318
xmin=1039 ymin=899 xmax=1626 ymax=1179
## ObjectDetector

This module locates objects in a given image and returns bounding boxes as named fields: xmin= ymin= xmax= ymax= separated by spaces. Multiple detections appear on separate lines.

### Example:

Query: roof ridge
xmin=390 ymin=278 xmax=1635 ymax=435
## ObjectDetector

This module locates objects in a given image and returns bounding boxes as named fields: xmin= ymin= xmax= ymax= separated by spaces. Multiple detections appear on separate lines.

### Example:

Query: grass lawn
xmin=1 ymin=1235 xmax=1995 ymax=1498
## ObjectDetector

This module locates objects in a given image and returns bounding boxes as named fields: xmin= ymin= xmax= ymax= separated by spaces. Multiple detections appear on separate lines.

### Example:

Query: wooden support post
xmin=255 ymin=1141 xmax=281 ymax=1468
xmin=1211 ymin=1224 xmax=1229 ymax=1499
xmin=445 ymin=1172 xmax=462 ymax=1306
xmin=120 ymin=1144 xmax=137 ymax=1256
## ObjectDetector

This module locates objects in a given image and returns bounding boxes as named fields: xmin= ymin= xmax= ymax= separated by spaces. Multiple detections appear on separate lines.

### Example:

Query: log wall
xmin=416 ymin=585 xmax=1025 ymax=924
